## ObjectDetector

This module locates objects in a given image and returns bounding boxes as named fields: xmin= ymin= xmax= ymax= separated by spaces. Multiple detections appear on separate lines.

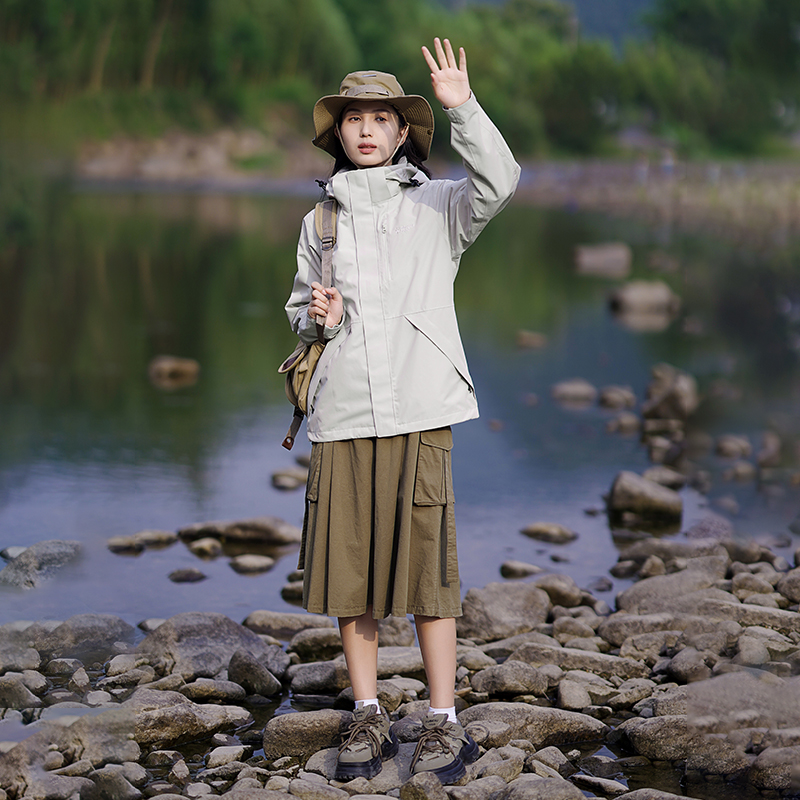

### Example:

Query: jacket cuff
xmin=443 ymin=92 xmax=478 ymax=122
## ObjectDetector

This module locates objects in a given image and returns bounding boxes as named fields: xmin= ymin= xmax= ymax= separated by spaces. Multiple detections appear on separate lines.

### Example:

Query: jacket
xmin=285 ymin=94 xmax=521 ymax=442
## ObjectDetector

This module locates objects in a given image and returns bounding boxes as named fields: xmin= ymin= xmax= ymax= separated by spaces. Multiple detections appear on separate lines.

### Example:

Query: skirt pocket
xmin=413 ymin=428 xmax=454 ymax=506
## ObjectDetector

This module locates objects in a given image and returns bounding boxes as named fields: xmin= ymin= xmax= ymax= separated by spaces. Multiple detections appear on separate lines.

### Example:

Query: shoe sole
xmin=335 ymin=730 xmax=399 ymax=781
xmin=417 ymin=734 xmax=480 ymax=786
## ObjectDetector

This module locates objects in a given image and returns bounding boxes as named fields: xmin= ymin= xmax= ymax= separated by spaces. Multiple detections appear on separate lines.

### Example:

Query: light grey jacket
xmin=285 ymin=94 xmax=520 ymax=442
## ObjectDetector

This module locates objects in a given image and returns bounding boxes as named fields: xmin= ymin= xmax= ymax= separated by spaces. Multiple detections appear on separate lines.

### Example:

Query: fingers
xmin=421 ymin=45 xmax=437 ymax=74
xmin=422 ymin=38 xmax=466 ymax=74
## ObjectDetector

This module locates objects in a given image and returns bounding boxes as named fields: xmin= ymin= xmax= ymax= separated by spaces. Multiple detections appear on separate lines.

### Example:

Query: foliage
xmin=0 ymin=0 xmax=798 ymax=157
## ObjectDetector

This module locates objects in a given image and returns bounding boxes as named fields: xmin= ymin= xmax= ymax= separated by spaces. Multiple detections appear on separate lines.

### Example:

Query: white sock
xmin=429 ymin=705 xmax=457 ymax=724
xmin=355 ymin=698 xmax=380 ymax=711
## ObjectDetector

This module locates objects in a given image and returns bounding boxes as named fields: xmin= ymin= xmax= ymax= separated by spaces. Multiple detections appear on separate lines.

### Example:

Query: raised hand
xmin=421 ymin=37 xmax=471 ymax=110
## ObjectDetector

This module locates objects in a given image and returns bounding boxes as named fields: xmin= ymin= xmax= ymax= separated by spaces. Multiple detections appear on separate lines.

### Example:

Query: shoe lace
xmin=338 ymin=708 xmax=384 ymax=757
xmin=410 ymin=724 xmax=455 ymax=769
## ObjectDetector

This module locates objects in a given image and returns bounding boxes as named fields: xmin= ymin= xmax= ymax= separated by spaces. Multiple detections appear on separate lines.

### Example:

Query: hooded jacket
xmin=285 ymin=94 xmax=520 ymax=442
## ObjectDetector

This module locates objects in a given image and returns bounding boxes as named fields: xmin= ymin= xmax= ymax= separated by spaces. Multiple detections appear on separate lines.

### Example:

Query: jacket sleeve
xmin=443 ymin=94 xmax=521 ymax=258
xmin=285 ymin=212 xmax=344 ymax=344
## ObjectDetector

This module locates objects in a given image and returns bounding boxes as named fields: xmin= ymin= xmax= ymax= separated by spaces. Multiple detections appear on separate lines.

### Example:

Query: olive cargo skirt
xmin=298 ymin=427 xmax=462 ymax=619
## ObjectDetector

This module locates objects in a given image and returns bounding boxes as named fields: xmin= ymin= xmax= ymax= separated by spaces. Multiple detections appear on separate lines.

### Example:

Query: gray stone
xmin=399 ymin=771 xmax=449 ymax=800
xmin=228 ymin=648 xmax=282 ymax=696
xmin=179 ymin=678 xmax=247 ymax=703
xmin=470 ymin=662 xmax=547 ymax=696
xmin=749 ymin=745 xmax=800 ymax=790
xmin=0 ymin=674 xmax=43 ymax=708
xmin=494 ymin=774 xmax=585 ymax=800
xmin=446 ymin=775 xmax=508 ymax=800
xmin=289 ymin=629 xmax=344 ymax=662
xmin=137 ymin=612 xmax=287 ymax=681
xmin=533 ymin=575 xmax=582 ymax=608
xmin=478 ymin=755 xmax=523 ymax=782
xmin=133 ymin=529 xmax=178 ymax=548
xmin=599 ymin=612 xmax=692 ymax=647
xmin=616 ymin=792 xmax=695 ymax=800
xmin=37 ymin=614 xmax=135 ymax=661
xmin=571 ymin=774 xmax=628 ymax=796
xmin=0 ymin=540 xmax=81 ymax=588
xmin=188 ymin=537 xmax=224 ymax=558
xmin=289 ymin=777 xmax=350 ymax=800
xmin=88 ymin=765 xmax=143 ymax=800
xmin=607 ymin=472 xmax=682 ymax=521
xmin=108 ymin=535 xmax=146 ymax=555
xmin=459 ymin=702 xmax=608 ymax=748
xmin=263 ymin=709 xmax=353 ymax=761
xmin=520 ymin=523 xmax=577 ymax=545
xmin=124 ymin=688 xmax=252 ymax=747
xmin=168 ymin=568 xmax=207 ymax=583
xmin=456 ymin=648 xmax=498 ymax=671
xmin=377 ymin=616 xmax=416 ymax=647
xmin=633 ymin=684 xmax=687 ymax=717
xmin=0 ymin=642 xmax=41 ymax=673
xmin=463 ymin=719 xmax=513 ymax=749
xmin=457 ymin=582 xmax=551 ymax=642
xmin=618 ymin=715 xmax=694 ymax=760
xmin=508 ymin=642 xmax=648 ymax=680
xmin=500 ymin=561 xmax=543 ymax=579
xmin=242 ymin=610 xmax=335 ymax=640
xmin=338 ymin=679 xmax=406 ymax=713
xmin=615 ymin=566 xmax=728 ymax=616
xmin=230 ymin=554 xmax=276 ymax=574
xmin=289 ymin=660 xmax=352 ymax=695
xmin=178 ymin=516 xmax=301 ymax=545
xmin=640 ymin=363 xmax=698 ymax=420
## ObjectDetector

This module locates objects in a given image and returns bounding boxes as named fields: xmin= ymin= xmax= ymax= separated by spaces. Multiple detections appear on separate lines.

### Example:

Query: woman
xmin=285 ymin=38 xmax=520 ymax=784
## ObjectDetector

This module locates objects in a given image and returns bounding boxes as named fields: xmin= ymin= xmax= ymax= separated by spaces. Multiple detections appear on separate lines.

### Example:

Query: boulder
xmin=615 ymin=568 xmax=729 ymax=616
xmin=509 ymin=642 xmax=648 ymax=680
xmin=607 ymin=471 xmax=682 ymax=522
xmin=242 ymin=610 xmax=334 ymax=640
xmin=262 ymin=709 xmax=353 ymax=760
xmin=457 ymin=583 xmax=551 ymax=642
xmin=617 ymin=715 xmax=695 ymax=761
xmin=0 ymin=540 xmax=81 ymax=588
xmin=470 ymin=662 xmax=547 ymax=696
xmin=228 ymin=649 xmax=281 ymax=696
xmin=36 ymin=614 xmax=135 ymax=661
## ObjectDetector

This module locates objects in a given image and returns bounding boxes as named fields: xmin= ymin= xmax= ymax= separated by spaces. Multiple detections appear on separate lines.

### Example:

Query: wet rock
xmin=272 ymin=467 xmax=309 ymax=491
xmin=242 ymin=610 xmax=335 ymax=640
xmin=575 ymin=242 xmax=632 ymax=278
xmin=263 ymin=709 xmax=352 ymax=760
xmin=551 ymin=379 xmax=597 ymax=407
xmin=228 ymin=649 xmax=282 ymax=696
xmin=137 ymin=612 xmax=288 ymax=681
xmin=178 ymin=516 xmax=301 ymax=546
xmin=607 ymin=471 xmax=682 ymax=522
xmin=125 ymin=688 xmax=252 ymax=747
xmin=169 ymin=568 xmax=207 ymax=583
xmin=459 ymin=702 xmax=609 ymax=748
xmin=133 ymin=529 xmax=178 ymax=548
xmin=0 ymin=540 xmax=81 ymax=588
xmin=148 ymin=355 xmax=200 ymax=390
xmin=457 ymin=582 xmax=551 ymax=641
xmin=188 ymin=538 xmax=224 ymax=558
xmin=500 ymin=560 xmax=543 ymax=579
xmin=641 ymin=363 xmax=699 ymax=421
xmin=107 ymin=535 xmax=145 ymax=555
xmin=609 ymin=282 xmax=681 ymax=333
xmin=180 ymin=678 xmax=247 ymax=703
xmin=229 ymin=554 xmax=275 ymax=574
xmin=520 ymin=523 xmax=577 ymax=545
xmin=471 ymin=661 xmax=547 ymax=696
xmin=598 ymin=385 xmax=637 ymax=410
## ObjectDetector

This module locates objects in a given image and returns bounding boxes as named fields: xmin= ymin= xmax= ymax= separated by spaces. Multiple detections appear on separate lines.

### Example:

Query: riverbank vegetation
xmin=1 ymin=0 xmax=799 ymax=160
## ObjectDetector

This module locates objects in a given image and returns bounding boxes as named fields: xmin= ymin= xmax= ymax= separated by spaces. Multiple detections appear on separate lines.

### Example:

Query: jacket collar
xmin=325 ymin=159 xmax=427 ymax=209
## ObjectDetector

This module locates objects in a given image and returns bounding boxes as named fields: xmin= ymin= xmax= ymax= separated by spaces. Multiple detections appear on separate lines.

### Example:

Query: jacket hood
xmin=323 ymin=159 xmax=427 ymax=202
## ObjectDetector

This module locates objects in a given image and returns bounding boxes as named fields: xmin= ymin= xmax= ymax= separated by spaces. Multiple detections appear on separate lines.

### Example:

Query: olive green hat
xmin=312 ymin=70 xmax=435 ymax=160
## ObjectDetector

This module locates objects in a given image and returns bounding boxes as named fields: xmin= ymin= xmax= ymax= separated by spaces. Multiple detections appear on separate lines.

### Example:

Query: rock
xmin=447 ymin=775 xmax=508 ymax=800
xmin=615 ymin=568 xmax=728 ymax=616
xmin=533 ymin=575 xmax=582 ymax=607
xmin=0 ymin=642 xmax=40 ymax=673
xmin=500 ymin=560 xmax=543 ymax=579
xmin=36 ymin=614 xmax=135 ymax=661
xmin=575 ymin=242 xmax=632 ymax=278
xmin=509 ymin=642 xmax=648 ymax=680
xmin=606 ymin=412 xmax=640 ymax=434
xmin=242 ymin=610 xmax=335 ymax=640
xmin=618 ymin=715 xmax=694 ymax=761
xmin=188 ymin=538 xmax=224 ymax=558
xmin=377 ymin=616 xmax=416 ymax=647
xmin=520 ymin=524 xmax=577 ymax=545
xmin=207 ymin=745 xmax=247 ymax=768
xmin=228 ymin=649 xmax=282 ymax=696
xmin=229 ymin=554 xmax=275 ymax=574
xmin=493 ymin=774 xmax=585 ymax=800
xmin=715 ymin=434 xmax=751 ymax=459
xmin=180 ymin=678 xmax=247 ymax=703
xmin=641 ymin=466 xmax=686 ymax=489
xmin=616 ymin=792 xmax=694 ymax=800
xmin=457 ymin=583 xmax=551 ymax=641
xmin=607 ymin=471 xmax=682 ymax=522
xmin=0 ymin=540 xmax=81 ymax=588
xmin=641 ymin=363 xmax=698 ymax=420
xmin=289 ymin=777 xmax=350 ymax=800
xmin=178 ymin=517 xmax=301 ymax=545
xmin=272 ymin=467 xmax=309 ymax=491
xmin=133 ymin=530 xmax=178 ymax=548
xmin=107 ymin=536 xmax=145 ymax=555
xmin=551 ymin=379 xmax=597 ymax=407
xmin=338 ymin=679 xmax=406 ymax=712
xmin=471 ymin=662 xmax=547 ymax=696
xmin=289 ymin=629 xmax=343 ymax=662
xmin=571 ymin=774 xmax=628 ymax=796
xmin=168 ymin=568 xmax=207 ymax=583
xmin=516 ymin=330 xmax=548 ymax=349
xmin=0 ymin=674 xmax=43 ymax=708
xmin=148 ymin=355 xmax=200 ymax=389
xmin=125 ymin=688 xmax=252 ymax=747
xmin=598 ymin=385 xmax=637 ymax=410
xmin=459 ymin=702 xmax=608 ymax=748
xmin=463 ymin=720 xmax=514 ymax=749
xmin=262 ymin=709 xmax=352 ymax=760
xmin=777 ymin=568 xmax=800 ymax=603
xmin=609 ymin=282 xmax=681 ymax=332
xmin=137 ymin=612 xmax=287 ymax=681
xmin=399 ymin=770 xmax=449 ymax=800
xmin=60 ymin=707 xmax=142 ymax=766
xmin=749 ymin=745 xmax=800 ymax=790
xmin=88 ymin=765 xmax=142 ymax=799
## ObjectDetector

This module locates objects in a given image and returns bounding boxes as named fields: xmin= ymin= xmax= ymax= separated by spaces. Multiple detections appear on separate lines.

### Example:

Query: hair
xmin=327 ymin=107 xmax=432 ymax=180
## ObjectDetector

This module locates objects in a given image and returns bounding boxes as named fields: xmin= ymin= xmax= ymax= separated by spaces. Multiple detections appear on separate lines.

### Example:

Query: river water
xmin=2 ymin=184 xmax=800 ymax=634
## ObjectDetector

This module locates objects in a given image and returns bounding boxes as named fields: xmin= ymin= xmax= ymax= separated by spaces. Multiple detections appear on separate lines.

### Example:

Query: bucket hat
xmin=313 ymin=71 xmax=435 ymax=160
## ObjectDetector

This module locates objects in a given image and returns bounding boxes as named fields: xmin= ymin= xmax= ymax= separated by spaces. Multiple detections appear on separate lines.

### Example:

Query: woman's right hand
xmin=309 ymin=281 xmax=344 ymax=328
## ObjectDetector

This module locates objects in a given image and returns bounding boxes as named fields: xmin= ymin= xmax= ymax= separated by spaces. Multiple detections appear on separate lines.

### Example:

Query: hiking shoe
xmin=409 ymin=712 xmax=479 ymax=784
xmin=335 ymin=705 xmax=399 ymax=781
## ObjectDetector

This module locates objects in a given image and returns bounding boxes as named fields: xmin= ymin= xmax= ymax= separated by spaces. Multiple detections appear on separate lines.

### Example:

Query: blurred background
xmin=2 ymin=0 xmax=800 ymax=630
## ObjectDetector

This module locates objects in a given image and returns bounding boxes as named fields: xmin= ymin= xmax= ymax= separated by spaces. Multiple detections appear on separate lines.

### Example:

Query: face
xmin=335 ymin=101 xmax=408 ymax=169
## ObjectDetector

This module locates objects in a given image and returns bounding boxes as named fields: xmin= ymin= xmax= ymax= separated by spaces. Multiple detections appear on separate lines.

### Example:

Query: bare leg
xmin=339 ymin=608 xmax=379 ymax=702
xmin=414 ymin=615 xmax=456 ymax=708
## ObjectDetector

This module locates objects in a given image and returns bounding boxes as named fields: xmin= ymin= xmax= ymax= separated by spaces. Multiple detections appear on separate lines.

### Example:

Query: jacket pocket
xmin=414 ymin=428 xmax=454 ymax=506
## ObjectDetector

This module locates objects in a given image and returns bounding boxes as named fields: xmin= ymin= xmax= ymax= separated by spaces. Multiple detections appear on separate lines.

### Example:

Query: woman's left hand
xmin=422 ymin=38 xmax=471 ymax=109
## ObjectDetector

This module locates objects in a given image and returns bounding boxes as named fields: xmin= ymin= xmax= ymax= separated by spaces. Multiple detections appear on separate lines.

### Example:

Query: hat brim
xmin=313 ymin=93 xmax=435 ymax=161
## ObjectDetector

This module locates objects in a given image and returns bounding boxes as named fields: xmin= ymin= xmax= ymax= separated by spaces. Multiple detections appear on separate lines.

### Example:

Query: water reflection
xmin=1 ymin=186 xmax=799 ymax=627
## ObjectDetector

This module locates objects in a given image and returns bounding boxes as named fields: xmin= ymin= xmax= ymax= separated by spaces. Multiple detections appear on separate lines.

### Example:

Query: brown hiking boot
xmin=409 ymin=712 xmax=479 ymax=784
xmin=335 ymin=705 xmax=399 ymax=781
